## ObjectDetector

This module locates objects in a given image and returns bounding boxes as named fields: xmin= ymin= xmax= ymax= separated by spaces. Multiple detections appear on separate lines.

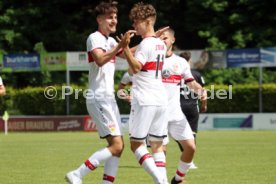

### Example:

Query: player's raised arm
xmin=90 ymin=46 xmax=120 ymax=67
xmin=186 ymin=80 xmax=207 ymax=100
xmin=119 ymin=31 xmax=142 ymax=74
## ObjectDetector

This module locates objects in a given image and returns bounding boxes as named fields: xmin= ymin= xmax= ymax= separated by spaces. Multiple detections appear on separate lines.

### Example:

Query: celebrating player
xmin=66 ymin=1 xmax=129 ymax=184
xmin=161 ymin=28 xmax=207 ymax=184
xmin=121 ymin=2 xmax=169 ymax=184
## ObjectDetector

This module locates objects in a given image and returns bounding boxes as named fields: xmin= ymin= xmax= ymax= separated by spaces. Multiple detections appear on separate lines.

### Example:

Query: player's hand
xmin=116 ymin=30 xmax=136 ymax=48
xmin=155 ymin=26 xmax=170 ymax=37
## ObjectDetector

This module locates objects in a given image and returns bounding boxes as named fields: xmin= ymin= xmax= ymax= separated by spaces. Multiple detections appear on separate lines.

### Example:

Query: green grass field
xmin=0 ymin=131 xmax=276 ymax=184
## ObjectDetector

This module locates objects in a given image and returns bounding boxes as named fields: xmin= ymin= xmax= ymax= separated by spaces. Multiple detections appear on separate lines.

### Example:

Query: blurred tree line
xmin=0 ymin=0 xmax=276 ymax=87
xmin=1 ymin=0 xmax=275 ymax=52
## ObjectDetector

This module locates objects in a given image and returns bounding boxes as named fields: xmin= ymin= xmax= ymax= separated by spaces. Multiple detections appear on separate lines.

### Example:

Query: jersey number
xmin=156 ymin=54 xmax=164 ymax=78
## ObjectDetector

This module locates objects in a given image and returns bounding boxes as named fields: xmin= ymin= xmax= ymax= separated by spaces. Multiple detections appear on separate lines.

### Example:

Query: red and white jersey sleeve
xmin=86 ymin=31 xmax=118 ymax=101
xmin=131 ymin=37 xmax=168 ymax=106
xmin=162 ymin=53 xmax=194 ymax=121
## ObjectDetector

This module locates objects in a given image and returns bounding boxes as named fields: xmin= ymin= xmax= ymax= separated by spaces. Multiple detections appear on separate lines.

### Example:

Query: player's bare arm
xmin=116 ymin=30 xmax=137 ymax=58
xmin=118 ymin=31 xmax=142 ymax=73
xmin=118 ymin=27 xmax=167 ymax=59
xmin=200 ymin=87 xmax=208 ymax=112
xmin=90 ymin=42 xmax=122 ymax=67
xmin=90 ymin=30 xmax=133 ymax=67
xmin=187 ymin=80 xmax=207 ymax=99
xmin=124 ymin=46 xmax=142 ymax=73
xmin=156 ymin=26 xmax=170 ymax=37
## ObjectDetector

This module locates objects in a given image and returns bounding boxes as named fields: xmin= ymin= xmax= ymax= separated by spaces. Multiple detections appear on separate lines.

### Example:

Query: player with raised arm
xmin=117 ymin=71 xmax=133 ymax=103
xmin=65 ymin=1 xmax=130 ymax=184
xmin=161 ymin=28 xmax=207 ymax=184
xmin=120 ymin=2 xmax=169 ymax=184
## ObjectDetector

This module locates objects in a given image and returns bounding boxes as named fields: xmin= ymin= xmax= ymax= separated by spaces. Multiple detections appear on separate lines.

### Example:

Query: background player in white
xmin=117 ymin=71 xmax=133 ymax=103
xmin=120 ymin=2 xmax=169 ymax=184
xmin=0 ymin=76 xmax=6 ymax=96
xmin=66 ymin=1 xmax=130 ymax=184
xmin=161 ymin=28 xmax=207 ymax=184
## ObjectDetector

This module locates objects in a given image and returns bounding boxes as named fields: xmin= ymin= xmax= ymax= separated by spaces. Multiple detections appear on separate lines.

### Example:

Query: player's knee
xmin=110 ymin=142 xmax=124 ymax=156
xmin=130 ymin=141 xmax=144 ymax=153
xmin=189 ymin=143 xmax=196 ymax=154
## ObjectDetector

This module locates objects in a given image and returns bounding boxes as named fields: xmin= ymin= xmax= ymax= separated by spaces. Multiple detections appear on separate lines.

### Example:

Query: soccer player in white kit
xmin=121 ymin=2 xmax=169 ymax=184
xmin=66 ymin=1 xmax=129 ymax=184
xmin=0 ymin=76 xmax=6 ymax=96
xmin=117 ymin=72 xmax=133 ymax=103
xmin=161 ymin=28 xmax=207 ymax=184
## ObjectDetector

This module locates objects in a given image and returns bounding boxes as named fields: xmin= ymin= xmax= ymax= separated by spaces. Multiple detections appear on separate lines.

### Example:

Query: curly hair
xmin=129 ymin=2 xmax=156 ymax=21
xmin=95 ymin=1 xmax=118 ymax=17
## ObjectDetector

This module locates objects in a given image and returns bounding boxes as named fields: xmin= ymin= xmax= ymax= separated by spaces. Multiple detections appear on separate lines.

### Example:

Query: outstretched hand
xmin=116 ymin=30 xmax=136 ymax=48
xmin=155 ymin=26 xmax=170 ymax=37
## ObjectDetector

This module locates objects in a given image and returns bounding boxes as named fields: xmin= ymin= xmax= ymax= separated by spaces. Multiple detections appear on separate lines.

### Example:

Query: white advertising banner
xmin=198 ymin=113 xmax=253 ymax=130
xmin=66 ymin=52 xmax=89 ymax=71
xmin=66 ymin=52 xmax=128 ymax=71
xmin=198 ymin=113 xmax=276 ymax=130
xmin=253 ymin=113 xmax=276 ymax=130
xmin=119 ymin=113 xmax=276 ymax=131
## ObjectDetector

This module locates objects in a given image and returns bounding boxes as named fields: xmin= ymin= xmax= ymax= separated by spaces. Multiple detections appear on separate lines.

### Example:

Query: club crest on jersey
xmin=173 ymin=63 xmax=179 ymax=72
xmin=162 ymin=69 xmax=171 ymax=78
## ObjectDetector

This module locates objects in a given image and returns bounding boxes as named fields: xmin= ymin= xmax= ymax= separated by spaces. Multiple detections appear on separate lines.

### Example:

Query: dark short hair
xmin=180 ymin=51 xmax=191 ymax=61
xmin=95 ymin=1 xmax=118 ymax=17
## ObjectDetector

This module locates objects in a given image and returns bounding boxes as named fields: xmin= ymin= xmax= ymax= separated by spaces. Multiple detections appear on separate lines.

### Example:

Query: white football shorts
xmin=129 ymin=104 xmax=168 ymax=141
xmin=86 ymin=100 xmax=122 ymax=138
xmin=168 ymin=115 xmax=194 ymax=141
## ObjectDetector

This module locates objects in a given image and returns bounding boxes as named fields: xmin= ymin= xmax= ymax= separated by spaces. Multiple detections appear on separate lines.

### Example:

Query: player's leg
xmin=184 ymin=107 xmax=199 ymax=169
xmin=102 ymin=101 xmax=124 ymax=184
xmin=66 ymin=101 xmax=123 ymax=184
xmin=169 ymin=119 xmax=195 ymax=184
xmin=148 ymin=105 xmax=169 ymax=183
xmin=102 ymin=135 xmax=124 ymax=184
xmin=129 ymin=104 xmax=166 ymax=184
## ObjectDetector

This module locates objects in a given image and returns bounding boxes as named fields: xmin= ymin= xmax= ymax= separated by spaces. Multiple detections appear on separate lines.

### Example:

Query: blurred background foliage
xmin=0 ymin=0 xmax=276 ymax=114
xmin=1 ymin=0 xmax=275 ymax=52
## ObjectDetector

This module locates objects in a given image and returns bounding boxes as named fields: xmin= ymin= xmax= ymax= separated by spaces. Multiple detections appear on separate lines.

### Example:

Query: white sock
xmin=77 ymin=147 xmax=112 ymax=177
xmin=175 ymin=160 xmax=192 ymax=181
xmin=153 ymin=152 xmax=167 ymax=182
xmin=134 ymin=146 xmax=164 ymax=183
xmin=102 ymin=156 xmax=120 ymax=184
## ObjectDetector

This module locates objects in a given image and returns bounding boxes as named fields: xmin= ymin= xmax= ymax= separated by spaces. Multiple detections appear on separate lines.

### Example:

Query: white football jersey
xmin=131 ymin=37 xmax=168 ymax=106
xmin=86 ymin=31 xmax=118 ymax=101
xmin=162 ymin=53 xmax=194 ymax=121
xmin=120 ymin=72 xmax=133 ymax=85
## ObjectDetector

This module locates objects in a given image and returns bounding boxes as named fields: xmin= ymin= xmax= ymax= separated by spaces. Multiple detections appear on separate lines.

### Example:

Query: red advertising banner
xmin=83 ymin=115 xmax=97 ymax=131
xmin=0 ymin=116 xmax=97 ymax=132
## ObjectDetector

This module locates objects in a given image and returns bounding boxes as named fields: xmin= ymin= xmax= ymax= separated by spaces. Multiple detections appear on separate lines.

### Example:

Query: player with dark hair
xmin=65 ymin=1 xmax=130 ymax=184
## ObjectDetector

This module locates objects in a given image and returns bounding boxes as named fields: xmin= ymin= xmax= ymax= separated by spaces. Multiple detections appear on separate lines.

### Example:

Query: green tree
xmin=187 ymin=0 xmax=276 ymax=49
